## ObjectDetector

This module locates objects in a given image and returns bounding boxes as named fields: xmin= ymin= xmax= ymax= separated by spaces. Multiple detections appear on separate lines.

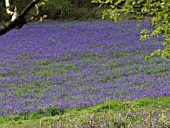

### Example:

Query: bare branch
xmin=35 ymin=4 xmax=39 ymax=16
xmin=0 ymin=16 xmax=26 ymax=36
xmin=21 ymin=0 xmax=41 ymax=17
xmin=29 ymin=4 xmax=39 ymax=21
xmin=29 ymin=1 xmax=47 ymax=21
xmin=5 ymin=0 xmax=19 ymax=21
xmin=5 ymin=0 xmax=14 ymax=15
xmin=11 ymin=7 xmax=19 ymax=21
xmin=0 ymin=0 xmax=41 ymax=36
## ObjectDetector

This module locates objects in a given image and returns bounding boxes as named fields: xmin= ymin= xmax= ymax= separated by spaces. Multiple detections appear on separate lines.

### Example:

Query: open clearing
xmin=0 ymin=21 xmax=170 ymax=127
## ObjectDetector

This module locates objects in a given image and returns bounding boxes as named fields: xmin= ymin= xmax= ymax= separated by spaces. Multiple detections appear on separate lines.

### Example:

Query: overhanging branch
xmin=21 ymin=0 xmax=41 ymax=17
xmin=0 ymin=0 xmax=41 ymax=36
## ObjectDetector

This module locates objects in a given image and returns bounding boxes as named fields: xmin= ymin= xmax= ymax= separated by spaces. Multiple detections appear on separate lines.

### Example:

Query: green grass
xmin=86 ymin=54 xmax=99 ymax=61
xmin=1 ymin=97 xmax=170 ymax=128
xmin=145 ymin=68 xmax=167 ymax=75
xmin=34 ymin=63 xmax=79 ymax=77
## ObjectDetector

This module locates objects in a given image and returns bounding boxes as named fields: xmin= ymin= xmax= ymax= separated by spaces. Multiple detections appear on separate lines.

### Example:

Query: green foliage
xmin=46 ymin=106 xmax=65 ymax=116
xmin=92 ymin=0 xmax=170 ymax=60
xmin=145 ymin=67 xmax=167 ymax=75
xmin=0 ymin=2 xmax=5 ymax=21
xmin=13 ymin=0 xmax=31 ymax=12
xmin=145 ymin=49 xmax=161 ymax=61
xmin=1 ymin=0 xmax=99 ymax=21
xmin=42 ymin=0 xmax=72 ymax=18
xmin=86 ymin=54 xmax=99 ymax=60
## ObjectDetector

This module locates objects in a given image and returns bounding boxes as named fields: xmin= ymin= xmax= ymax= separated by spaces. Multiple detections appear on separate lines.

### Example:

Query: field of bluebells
xmin=0 ymin=20 xmax=170 ymax=118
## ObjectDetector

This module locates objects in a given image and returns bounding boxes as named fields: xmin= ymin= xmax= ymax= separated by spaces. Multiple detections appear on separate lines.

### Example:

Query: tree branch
xmin=21 ymin=0 xmax=41 ymax=17
xmin=0 ymin=16 xmax=26 ymax=36
xmin=5 ymin=0 xmax=14 ymax=15
xmin=29 ymin=3 xmax=41 ymax=21
xmin=0 ymin=0 xmax=41 ymax=36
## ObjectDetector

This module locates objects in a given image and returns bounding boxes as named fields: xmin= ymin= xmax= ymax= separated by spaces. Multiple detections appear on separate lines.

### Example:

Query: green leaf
xmin=137 ymin=21 xmax=141 ymax=27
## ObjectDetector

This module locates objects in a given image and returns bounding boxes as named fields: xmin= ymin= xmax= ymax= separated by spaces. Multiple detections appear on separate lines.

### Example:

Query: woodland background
xmin=0 ymin=0 xmax=103 ymax=21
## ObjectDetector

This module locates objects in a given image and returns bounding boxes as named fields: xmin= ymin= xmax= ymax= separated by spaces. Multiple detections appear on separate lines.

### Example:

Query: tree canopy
xmin=92 ymin=0 xmax=170 ymax=60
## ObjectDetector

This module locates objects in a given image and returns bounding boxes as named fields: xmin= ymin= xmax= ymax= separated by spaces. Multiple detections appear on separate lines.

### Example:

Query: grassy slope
xmin=1 ymin=97 xmax=170 ymax=128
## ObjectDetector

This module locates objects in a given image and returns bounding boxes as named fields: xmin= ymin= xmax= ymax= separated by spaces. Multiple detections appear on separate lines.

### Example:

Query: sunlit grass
xmin=1 ymin=97 xmax=170 ymax=128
